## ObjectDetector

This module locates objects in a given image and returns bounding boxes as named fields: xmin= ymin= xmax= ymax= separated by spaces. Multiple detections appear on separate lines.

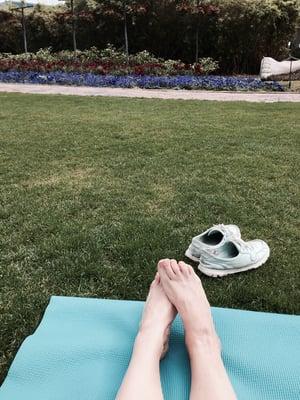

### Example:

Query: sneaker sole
xmin=185 ymin=249 xmax=200 ymax=263
xmin=198 ymin=248 xmax=270 ymax=278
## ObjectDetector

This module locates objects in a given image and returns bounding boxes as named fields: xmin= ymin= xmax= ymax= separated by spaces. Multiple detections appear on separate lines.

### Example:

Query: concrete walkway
xmin=1 ymin=82 xmax=300 ymax=102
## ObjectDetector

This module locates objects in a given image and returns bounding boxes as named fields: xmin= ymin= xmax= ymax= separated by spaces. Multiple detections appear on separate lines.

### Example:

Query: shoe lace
xmin=212 ymin=224 xmax=236 ymax=240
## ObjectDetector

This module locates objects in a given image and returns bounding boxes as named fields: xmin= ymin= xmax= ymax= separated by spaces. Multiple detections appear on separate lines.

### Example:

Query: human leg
xmin=116 ymin=274 xmax=177 ymax=400
xmin=158 ymin=259 xmax=237 ymax=400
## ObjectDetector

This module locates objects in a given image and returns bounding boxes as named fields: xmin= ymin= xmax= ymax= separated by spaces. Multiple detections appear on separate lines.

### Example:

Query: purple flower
xmin=0 ymin=71 xmax=284 ymax=91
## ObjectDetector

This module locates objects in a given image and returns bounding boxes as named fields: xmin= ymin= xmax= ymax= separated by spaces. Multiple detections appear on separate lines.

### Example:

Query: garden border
xmin=1 ymin=83 xmax=300 ymax=102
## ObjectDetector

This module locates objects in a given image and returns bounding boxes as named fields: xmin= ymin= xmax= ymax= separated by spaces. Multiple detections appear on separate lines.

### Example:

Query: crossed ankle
xmin=185 ymin=331 xmax=221 ymax=357
xmin=135 ymin=326 xmax=168 ymax=354
xmin=138 ymin=322 xmax=170 ymax=339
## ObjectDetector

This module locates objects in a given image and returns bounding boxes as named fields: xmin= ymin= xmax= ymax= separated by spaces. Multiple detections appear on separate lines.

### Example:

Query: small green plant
xmin=99 ymin=44 xmax=128 ymax=64
xmin=197 ymin=58 xmax=219 ymax=74
xmin=131 ymin=50 xmax=160 ymax=65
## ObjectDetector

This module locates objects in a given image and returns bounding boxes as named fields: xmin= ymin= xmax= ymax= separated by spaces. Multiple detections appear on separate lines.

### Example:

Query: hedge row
xmin=0 ymin=0 xmax=299 ymax=74
xmin=0 ymin=48 xmax=219 ymax=76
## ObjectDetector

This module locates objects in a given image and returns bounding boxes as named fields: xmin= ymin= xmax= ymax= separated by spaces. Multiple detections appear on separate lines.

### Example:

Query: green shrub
xmin=0 ymin=0 xmax=298 ymax=73
xmin=0 ymin=46 xmax=219 ymax=76
xmin=214 ymin=0 xmax=299 ymax=72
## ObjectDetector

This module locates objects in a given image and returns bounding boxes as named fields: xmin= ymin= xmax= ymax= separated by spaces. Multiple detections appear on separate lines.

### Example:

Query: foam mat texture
xmin=0 ymin=296 xmax=299 ymax=400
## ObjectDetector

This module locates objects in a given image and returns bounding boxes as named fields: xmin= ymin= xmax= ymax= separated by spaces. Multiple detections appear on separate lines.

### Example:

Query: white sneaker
xmin=185 ymin=224 xmax=241 ymax=262
xmin=198 ymin=238 xmax=270 ymax=277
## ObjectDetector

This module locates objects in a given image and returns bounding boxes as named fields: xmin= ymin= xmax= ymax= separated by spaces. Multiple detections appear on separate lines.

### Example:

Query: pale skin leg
xmin=117 ymin=259 xmax=237 ymax=400
xmin=158 ymin=259 xmax=237 ymax=400
xmin=116 ymin=273 xmax=177 ymax=400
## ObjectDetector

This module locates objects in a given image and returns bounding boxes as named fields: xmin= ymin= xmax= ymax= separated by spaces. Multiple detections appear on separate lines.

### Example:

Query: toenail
xmin=159 ymin=258 xmax=169 ymax=264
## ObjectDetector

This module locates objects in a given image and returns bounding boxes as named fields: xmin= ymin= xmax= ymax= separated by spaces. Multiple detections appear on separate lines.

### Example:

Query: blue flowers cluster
xmin=0 ymin=71 xmax=283 ymax=91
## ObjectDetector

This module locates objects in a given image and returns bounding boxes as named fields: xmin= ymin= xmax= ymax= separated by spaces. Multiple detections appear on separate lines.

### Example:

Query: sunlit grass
xmin=0 ymin=93 xmax=299 ymax=382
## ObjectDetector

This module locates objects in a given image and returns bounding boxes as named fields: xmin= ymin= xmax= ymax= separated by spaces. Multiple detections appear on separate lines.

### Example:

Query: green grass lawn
xmin=0 ymin=93 xmax=299 ymax=382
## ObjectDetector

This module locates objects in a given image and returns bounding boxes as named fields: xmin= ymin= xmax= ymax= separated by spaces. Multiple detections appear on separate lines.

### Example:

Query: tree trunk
xmin=195 ymin=22 xmax=199 ymax=63
xmin=195 ymin=0 xmax=201 ymax=63
xmin=21 ymin=7 xmax=27 ymax=53
xmin=71 ymin=0 xmax=77 ymax=52
xmin=123 ymin=5 xmax=129 ymax=60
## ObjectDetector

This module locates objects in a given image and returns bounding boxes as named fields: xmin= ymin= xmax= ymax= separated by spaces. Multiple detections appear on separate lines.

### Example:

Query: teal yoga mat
xmin=0 ymin=296 xmax=299 ymax=400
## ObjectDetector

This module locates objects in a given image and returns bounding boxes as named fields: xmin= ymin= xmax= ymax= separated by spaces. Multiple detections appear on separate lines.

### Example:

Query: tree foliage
xmin=1 ymin=0 xmax=299 ymax=73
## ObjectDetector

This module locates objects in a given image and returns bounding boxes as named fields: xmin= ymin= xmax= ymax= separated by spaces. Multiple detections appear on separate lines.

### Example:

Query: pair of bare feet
xmin=117 ymin=259 xmax=237 ymax=400
xmin=139 ymin=259 xmax=220 ymax=360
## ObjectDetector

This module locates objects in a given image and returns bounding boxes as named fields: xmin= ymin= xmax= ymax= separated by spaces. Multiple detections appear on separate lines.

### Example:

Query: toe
xmin=150 ymin=273 xmax=160 ymax=290
xmin=158 ymin=259 xmax=170 ymax=270
xmin=155 ymin=272 xmax=161 ymax=284
xmin=170 ymin=259 xmax=181 ymax=278
xmin=178 ymin=261 xmax=189 ymax=276
xmin=187 ymin=263 xmax=194 ymax=275
xmin=158 ymin=258 xmax=176 ymax=280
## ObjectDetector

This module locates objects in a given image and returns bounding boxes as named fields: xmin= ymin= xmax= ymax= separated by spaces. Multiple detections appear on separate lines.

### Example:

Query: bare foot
xmin=157 ymin=259 xmax=220 ymax=354
xmin=138 ymin=273 xmax=177 ymax=359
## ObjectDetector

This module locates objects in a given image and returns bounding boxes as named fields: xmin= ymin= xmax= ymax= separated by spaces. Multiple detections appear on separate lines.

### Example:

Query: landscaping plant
xmin=0 ymin=0 xmax=298 ymax=74
xmin=0 ymin=46 xmax=219 ymax=76
xmin=0 ymin=70 xmax=283 ymax=91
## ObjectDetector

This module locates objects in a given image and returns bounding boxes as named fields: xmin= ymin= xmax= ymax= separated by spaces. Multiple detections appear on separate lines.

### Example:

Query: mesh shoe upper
xmin=186 ymin=224 xmax=241 ymax=262
xmin=199 ymin=238 xmax=270 ymax=271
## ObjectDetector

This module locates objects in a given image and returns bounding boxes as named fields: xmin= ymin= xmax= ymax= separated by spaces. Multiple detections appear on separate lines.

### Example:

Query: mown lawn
xmin=0 ymin=93 xmax=299 ymax=382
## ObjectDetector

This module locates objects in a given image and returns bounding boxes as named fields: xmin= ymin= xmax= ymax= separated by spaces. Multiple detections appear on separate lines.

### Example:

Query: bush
xmin=0 ymin=47 xmax=219 ymax=76
xmin=214 ymin=0 xmax=300 ymax=73
xmin=0 ymin=0 xmax=298 ymax=74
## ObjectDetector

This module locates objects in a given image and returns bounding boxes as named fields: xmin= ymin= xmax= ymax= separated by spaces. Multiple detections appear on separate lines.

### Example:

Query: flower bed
xmin=0 ymin=48 xmax=218 ymax=76
xmin=0 ymin=48 xmax=283 ymax=91
xmin=0 ymin=71 xmax=283 ymax=91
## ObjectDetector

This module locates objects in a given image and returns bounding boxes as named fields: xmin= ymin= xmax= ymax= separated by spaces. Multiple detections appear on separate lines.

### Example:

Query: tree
xmin=96 ymin=0 xmax=149 ymax=58
xmin=11 ymin=1 xmax=34 ymax=53
xmin=64 ymin=0 xmax=78 ymax=51
xmin=0 ymin=10 xmax=22 ymax=53
xmin=177 ymin=0 xmax=219 ymax=62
